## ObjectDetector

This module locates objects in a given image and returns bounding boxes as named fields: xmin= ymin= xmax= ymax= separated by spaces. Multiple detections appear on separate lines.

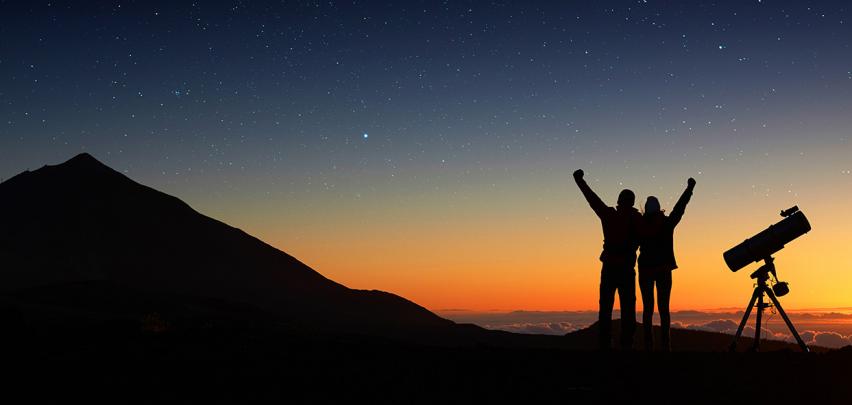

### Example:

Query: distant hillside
xmin=0 ymin=153 xmax=451 ymax=337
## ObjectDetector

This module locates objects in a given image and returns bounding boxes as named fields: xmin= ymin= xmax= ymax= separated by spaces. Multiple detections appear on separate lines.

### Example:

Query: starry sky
xmin=2 ymin=1 xmax=852 ymax=311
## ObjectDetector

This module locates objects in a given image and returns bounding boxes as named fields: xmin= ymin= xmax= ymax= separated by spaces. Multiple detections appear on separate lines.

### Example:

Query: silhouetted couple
xmin=573 ymin=169 xmax=695 ymax=351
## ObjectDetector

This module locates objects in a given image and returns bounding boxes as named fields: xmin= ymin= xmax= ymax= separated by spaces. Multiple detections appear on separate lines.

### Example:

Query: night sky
xmin=2 ymin=1 xmax=851 ymax=311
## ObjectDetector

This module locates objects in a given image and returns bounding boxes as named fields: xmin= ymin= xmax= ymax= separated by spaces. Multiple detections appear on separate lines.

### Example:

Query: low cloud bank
xmin=669 ymin=319 xmax=852 ymax=348
xmin=486 ymin=322 xmax=578 ymax=335
xmin=440 ymin=309 xmax=852 ymax=347
xmin=802 ymin=330 xmax=852 ymax=348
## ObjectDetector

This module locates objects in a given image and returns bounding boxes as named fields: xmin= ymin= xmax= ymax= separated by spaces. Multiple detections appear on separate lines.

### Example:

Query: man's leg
xmin=617 ymin=269 xmax=637 ymax=350
xmin=598 ymin=265 xmax=617 ymax=350
xmin=657 ymin=271 xmax=673 ymax=352
xmin=638 ymin=272 xmax=655 ymax=351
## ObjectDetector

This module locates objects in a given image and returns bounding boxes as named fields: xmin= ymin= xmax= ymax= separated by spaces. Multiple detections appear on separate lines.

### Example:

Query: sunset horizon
xmin=4 ymin=152 xmax=850 ymax=318
xmin=3 ymin=2 xmax=852 ymax=401
xmin=4 ymin=152 xmax=852 ymax=312
xmin=4 ymin=2 xmax=851 ymax=316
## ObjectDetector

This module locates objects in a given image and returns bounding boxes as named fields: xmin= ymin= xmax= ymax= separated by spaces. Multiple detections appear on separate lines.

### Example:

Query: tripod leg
xmin=752 ymin=291 xmax=764 ymax=352
xmin=730 ymin=287 xmax=760 ymax=352
xmin=766 ymin=290 xmax=810 ymax=352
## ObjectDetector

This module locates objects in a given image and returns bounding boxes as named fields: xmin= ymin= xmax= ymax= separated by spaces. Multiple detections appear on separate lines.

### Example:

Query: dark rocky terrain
xmin=2 ymin=314 xmax=848 ymax=404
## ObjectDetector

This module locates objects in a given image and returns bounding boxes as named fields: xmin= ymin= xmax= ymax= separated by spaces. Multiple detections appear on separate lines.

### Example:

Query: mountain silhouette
xmin=0 ymin=153 xmax=452 ymax=336
xmin=0 ymin=153 xmax=834 ymax=352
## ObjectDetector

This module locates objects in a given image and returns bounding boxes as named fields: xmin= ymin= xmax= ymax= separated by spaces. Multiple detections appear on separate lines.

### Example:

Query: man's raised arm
xmin=669 ymin=177 xmax=696 ymax=226
xmin=573 ymin=169 xmax=607 ymax=217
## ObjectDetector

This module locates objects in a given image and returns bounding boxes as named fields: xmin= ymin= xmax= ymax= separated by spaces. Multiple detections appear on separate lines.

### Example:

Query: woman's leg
xmin=638 ymin=272 xmax=655 ymax=351
xmin=657 ymin=271 xmax=673 ymax=351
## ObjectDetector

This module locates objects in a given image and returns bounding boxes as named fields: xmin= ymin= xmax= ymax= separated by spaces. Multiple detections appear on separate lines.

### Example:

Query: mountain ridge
xmin=0 ymin=153 xmax=452 ymax=336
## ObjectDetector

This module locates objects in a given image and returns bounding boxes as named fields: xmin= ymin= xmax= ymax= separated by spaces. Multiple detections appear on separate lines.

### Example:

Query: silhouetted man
xmin=573 ymin=169 xmax=641 ymax=350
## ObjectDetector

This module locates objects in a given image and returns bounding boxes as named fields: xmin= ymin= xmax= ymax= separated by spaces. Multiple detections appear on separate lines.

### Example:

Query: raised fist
xmin=688 ymin=177 xmax=696 ymax=187
xmin=573 ymin=169 xmax=584 ymax=180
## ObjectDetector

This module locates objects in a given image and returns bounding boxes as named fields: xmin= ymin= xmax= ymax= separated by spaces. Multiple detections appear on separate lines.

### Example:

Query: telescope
xmin=723 ymin=206 xmax=811 ymax=272
xmin=725 ymin=206 xmax=811 ymax=352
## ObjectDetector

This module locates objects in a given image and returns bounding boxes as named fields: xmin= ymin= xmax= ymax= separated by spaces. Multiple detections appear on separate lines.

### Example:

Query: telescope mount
xmin=729 ymin=257 xmax=809 ymax=352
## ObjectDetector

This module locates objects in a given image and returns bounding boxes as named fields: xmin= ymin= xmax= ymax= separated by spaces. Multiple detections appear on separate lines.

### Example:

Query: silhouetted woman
xmin=638 ymin=177 xmax=695 ymax=352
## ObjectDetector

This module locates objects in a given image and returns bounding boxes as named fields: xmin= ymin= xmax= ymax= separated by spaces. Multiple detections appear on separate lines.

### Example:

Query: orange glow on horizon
xmin=180 ymin=141 xmax=852 ymax=312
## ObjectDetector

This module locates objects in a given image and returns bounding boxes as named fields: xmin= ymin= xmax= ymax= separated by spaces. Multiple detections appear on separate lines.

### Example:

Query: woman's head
xmin=644 ymin=196 xmax=661 ymax=216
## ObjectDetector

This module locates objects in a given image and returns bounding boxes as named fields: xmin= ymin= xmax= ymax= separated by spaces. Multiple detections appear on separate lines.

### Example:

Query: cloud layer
xmin=485 ymin=322 xmax=578 ymax=335
xmin=440 ymin=309 xmax=852 ymax=348
xmin=672 ymin=319 xmax=852 ymax=348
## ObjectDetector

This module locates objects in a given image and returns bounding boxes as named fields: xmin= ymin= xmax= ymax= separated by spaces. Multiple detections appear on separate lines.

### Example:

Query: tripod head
xmin=749 ymin=257 xmax=775 ymax=281
xmin=748 ymin=256 xmax=789 ymax=297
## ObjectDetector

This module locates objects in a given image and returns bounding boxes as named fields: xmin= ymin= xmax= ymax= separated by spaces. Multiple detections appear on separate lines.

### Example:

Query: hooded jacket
xmin=638 ymin=183 xmax=694 ymax=274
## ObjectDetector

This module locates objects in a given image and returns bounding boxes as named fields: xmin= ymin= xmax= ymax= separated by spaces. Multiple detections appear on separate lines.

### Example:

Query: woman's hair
xmin=643 ymin=196 xmax=665 ymax=216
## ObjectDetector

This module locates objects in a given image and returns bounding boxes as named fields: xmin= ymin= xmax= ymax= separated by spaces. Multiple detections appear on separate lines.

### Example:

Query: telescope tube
xmin=723 ymin=210 xmax=811 ymax=272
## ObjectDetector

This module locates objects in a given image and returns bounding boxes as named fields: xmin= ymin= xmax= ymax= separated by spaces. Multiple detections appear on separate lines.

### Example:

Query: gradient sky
xmin=2 ymin=1 xmax=851 ymax=311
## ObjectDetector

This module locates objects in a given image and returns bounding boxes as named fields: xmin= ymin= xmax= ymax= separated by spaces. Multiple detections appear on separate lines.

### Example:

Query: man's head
xmin=617 ymin=189 xmax=635 ymax=208
xmin=644 ymin=196 xmax=661 ymax=215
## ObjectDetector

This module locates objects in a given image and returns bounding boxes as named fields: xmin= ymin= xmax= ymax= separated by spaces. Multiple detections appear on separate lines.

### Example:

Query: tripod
xmin=730 ymin=257 xmax=809 ymax=352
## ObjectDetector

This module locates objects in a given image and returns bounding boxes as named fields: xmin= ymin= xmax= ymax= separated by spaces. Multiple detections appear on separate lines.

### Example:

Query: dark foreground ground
xmin=4 ymin=323 xmax=852 ymax=405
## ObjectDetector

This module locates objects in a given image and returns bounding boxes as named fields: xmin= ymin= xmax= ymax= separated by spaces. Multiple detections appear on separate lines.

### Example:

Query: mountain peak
xmin=0 ymin=152 xmax=129 ymax=196
xmin=38 ymin=152 xmax=127 ymax=185
xmin=61 ymin=152 xmax=112 ymax=172
xmin=67 ymin=152 xmax=99 ymax=163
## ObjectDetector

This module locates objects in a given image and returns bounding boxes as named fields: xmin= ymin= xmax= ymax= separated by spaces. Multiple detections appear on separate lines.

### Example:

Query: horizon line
xmin=435 ymin=306 xmax=852 ymax=314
